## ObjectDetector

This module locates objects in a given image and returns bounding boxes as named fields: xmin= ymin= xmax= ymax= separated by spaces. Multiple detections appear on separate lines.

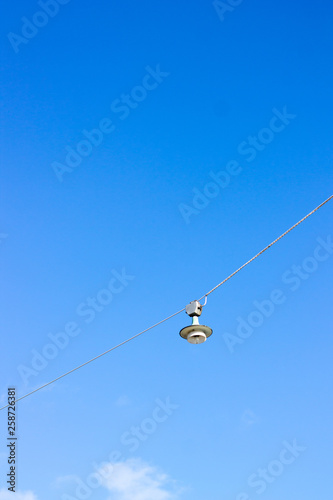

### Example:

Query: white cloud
xmin=100 ymin=458 xmax=181 ymax=500
xmin=0 ymin=490 xmax=37 ymax=500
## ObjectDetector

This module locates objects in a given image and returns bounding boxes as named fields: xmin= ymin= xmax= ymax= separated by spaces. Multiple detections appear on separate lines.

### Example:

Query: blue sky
xmin=1 ymin=0 xmax=333 ymax=499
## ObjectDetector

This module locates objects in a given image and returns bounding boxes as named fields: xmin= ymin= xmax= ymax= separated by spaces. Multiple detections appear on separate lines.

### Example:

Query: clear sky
xmin=1 ymin=0 xmax=333 ymax=499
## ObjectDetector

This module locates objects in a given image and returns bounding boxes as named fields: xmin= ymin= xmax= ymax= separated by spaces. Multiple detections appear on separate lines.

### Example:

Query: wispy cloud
xmin=0 ymin=491 xmax=37 ymax=500
xmin=100 ymin=458 xmax=181 ymax=500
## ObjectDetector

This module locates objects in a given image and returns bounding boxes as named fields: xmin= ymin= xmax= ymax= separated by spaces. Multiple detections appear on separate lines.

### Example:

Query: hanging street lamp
xmin=179 ymin=300 xmax=213 ymax=344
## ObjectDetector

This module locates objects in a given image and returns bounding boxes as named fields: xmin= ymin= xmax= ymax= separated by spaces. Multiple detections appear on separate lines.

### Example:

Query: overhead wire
xmin=198 ymin=194 xmax=333 ymax=302
xmin=0 ymin=194 xmax=332 ymax=411
xmin=0 ymin=308 xmax=185 ymax=411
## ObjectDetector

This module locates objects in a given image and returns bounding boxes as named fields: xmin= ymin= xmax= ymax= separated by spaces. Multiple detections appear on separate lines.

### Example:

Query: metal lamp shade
xmin=179 ymin=324 xmax=213 ymax=344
